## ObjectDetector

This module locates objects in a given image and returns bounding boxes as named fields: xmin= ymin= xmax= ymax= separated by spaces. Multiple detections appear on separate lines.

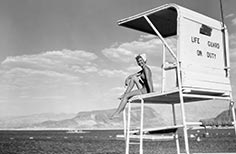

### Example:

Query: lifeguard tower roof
xmin=118 ymin=3 xmax=223 ymax=38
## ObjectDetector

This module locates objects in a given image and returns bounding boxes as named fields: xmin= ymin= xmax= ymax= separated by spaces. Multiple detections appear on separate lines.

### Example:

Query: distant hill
xmin=2 ymin=107 xmax=234 ymax=130
xmin=0 ymin=113 xmax=76 ymax=129
xmin=0 ymin=107 xmax=165 ymax=129
xmin=200 ymin=108 xmax=236 ymax=127
xmin=34 ymin=107 xmax=166 ymax=129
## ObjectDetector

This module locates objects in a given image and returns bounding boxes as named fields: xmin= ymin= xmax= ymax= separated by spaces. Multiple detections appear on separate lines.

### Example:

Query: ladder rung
xmin=129 ymin=142 xmax=140 ymax=145
xmin=129 ymin=130 xmax=139 ymax=134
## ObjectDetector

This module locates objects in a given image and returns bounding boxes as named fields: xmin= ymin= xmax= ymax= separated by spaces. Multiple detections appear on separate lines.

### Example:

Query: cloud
xmin=71 ymin=65 xmax=98 ymax=74
xmin=225 ymin=13 xmax=236 ymax=25
xmin=225 ymin=13 xmax=234 ymax=19
xmin=126 ymin=64 xmax=161 ymax=74
xmin=108 ymin=86 xmax=126 ymax=97
xmin=0 ymin=49 xmax=99 ymax=104
xmin=229 ymin=33 xmax=236 ymax=46
xmin=139 ymin=34 xmax=156 ymax=41
xmin=1 ymin=49 xmax=98 ymax=74
xmin=102 ymin=47 xmax=133 ymax=62
xmin=126 ymin=65 xmax=141 ymax=72
xmin=110 ymin=86 xmax=125 ymax=93
xmin=229 ymin=35 xmax=236 ymax=78
xmin=4 ymin=67 xmax=80 ymax=83
xmin=98 ymin=69 xmax=128 ymax=78
xmin=230 ymin=47 xmax=236 ymax=63
xmin=229 ymin=33 xmax=236 ymax=64
xmin=102 ymin=36 xmax=164 ymax=63
xmin=102 ymin=35 xmax=177 ymax=64
xmin=30 ymin=95 xmax=67 ymax=100
xmin=232 ymin=17 xmax=236 ymax=25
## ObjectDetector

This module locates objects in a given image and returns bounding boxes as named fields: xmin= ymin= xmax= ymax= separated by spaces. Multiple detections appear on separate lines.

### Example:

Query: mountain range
xmin=0 ymin=107 xmax=165 ymax=129
xmin=0 ymin=107 xmax=235 ymax=130
xmin=0 ymin=113 xmax=76 ymax=129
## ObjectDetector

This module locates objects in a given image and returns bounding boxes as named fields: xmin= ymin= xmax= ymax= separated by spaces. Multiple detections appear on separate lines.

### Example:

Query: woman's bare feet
xmin=109 ymin=112 xmax=120 ymax=120
xmin=118 ymin=95 xmax=124 ymax=100
xmin=118 ymin=93 xmax=126 ymax=100
xmin=110 ymin=116 xmax=118 ymax=120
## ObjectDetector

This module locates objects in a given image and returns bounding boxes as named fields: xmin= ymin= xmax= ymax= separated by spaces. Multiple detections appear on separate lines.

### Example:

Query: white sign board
xmin=178 ymin=17 xmax=231 ymax=92
xmin=179 ymin=17 xmax=224 ymax=69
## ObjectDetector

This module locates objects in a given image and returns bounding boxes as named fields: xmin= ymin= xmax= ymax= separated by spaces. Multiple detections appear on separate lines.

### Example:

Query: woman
xmin=110 ymin=53 xmax=154 ymax=118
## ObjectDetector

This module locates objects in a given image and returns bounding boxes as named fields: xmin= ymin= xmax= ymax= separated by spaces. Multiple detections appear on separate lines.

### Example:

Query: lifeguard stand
xmin=117 ymin=4 xmax=236 ymax=154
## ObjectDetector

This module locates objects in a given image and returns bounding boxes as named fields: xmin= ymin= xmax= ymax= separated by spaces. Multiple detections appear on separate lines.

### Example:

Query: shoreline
xmin=0 ymin=128 xmax=124 ymax=131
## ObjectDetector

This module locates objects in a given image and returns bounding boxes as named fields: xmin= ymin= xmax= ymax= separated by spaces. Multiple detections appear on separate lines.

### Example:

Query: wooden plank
xmin=116 ymin=134 xmax=174 ymax=141
xmin=143 ymin=125 xmax=183 ymax=131
xmin=130 ymin=89 xmax=218 ymax=104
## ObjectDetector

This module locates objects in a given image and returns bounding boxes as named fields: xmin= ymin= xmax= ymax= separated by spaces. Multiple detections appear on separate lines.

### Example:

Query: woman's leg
xmin=111 ymin=89 xmax=143 ymax=118
xmin=119 ymin=76 xmax=143 ymax=100
xmin=111 ymin=76 xmax=145 ymax=118
xmin=118 ymin=78 xmax=131 ymax=100
xmin=126 ymin=76 xmax=143 ymax=92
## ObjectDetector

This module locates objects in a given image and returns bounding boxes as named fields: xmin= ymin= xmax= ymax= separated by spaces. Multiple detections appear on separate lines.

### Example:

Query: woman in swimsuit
xmin=111 ymin=54 xmax=154 ymax=118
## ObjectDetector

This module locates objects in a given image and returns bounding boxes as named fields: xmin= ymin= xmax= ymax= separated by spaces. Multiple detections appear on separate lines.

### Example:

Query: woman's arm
xmin=143 ymin=66 xmax=154 ymax=92
xmin=124 ymin=70 xmax=142 ymax=86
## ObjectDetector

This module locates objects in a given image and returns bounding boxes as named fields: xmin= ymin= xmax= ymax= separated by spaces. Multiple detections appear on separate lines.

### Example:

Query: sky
xmin=0 ymin=0 xmax=236 ymax=118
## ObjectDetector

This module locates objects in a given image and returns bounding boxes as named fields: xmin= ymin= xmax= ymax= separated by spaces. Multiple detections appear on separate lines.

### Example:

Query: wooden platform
xmin=130 ymin=89 xmax=230 ymax=104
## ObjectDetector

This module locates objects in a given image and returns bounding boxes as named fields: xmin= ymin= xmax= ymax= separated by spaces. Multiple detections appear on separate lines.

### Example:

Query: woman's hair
xmin=135 ymin=53 xmax=147 ymax=62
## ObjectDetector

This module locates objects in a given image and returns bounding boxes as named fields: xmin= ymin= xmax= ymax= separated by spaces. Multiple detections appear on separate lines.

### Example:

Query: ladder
xmin=123 ymin=97 xmax=182 ymax=154
xmin=123 ymin=99 xmax=144 ymax=154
